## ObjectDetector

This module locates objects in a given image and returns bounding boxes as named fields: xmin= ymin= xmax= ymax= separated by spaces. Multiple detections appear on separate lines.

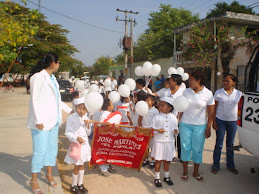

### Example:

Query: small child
xmin=72 ymin=91 xmax=80 ymax=113
xmin=151 ymin=97 xmax=178 ymax=188
xmin=99 ymin=97 xmax=122 ymax=176
xmin=64 ymin=97 xmax=91 ymax=194
xmin=139 ymin=94 xmax=159 ymax=168
xmin=115 ymin=96 xmax=133 ymax=132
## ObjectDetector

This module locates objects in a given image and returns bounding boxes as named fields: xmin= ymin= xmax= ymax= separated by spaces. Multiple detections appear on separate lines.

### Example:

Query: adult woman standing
xmin=27 ymin=53 xmax=72 ymax=194
xmin=211 ymin=74 xmax=242 ymax=174
xmin=179 ymin=72 xmax=215 ymax=182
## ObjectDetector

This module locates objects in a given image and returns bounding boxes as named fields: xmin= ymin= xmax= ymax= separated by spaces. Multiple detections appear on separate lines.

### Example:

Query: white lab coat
xmin=27 ymin=69 xmax=72 ymax=130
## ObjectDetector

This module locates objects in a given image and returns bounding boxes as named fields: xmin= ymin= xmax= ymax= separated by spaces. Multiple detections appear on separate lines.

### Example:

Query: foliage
xmin=181 ymin=20 xmax=244 ymax=67
xmin=0 ymin=1 xmax=39 ymax=62
xmin=132 ymin=4 xmax=199 ymax=62
xmin=207 ymin=1 xmax=256 ymax=18
xmin=90 ymin=56 xmax=115 ymax=76
xmin=0 ymin=1 xmax=84 ymax=76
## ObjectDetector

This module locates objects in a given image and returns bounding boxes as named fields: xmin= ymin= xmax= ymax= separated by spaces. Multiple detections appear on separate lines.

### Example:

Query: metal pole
xmin=173 ymin=33 xmax=176 ymax=68
xmin=39 ymin=0 xmax=41 ymax=13
xmin=124 ymin=11 xmax=128 ymax=75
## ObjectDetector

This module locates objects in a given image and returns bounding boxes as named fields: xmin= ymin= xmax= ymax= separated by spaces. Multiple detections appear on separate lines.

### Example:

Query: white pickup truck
xmin=237 ymin=45 xmax=259 ymax=162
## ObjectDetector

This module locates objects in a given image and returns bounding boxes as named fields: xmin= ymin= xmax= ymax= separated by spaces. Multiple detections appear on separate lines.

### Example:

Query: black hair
xmin=102 ymin=97 xmax=111 ymax=111
xmin=170 ymin=74 xmax=182 ymax=86
xmin=144 ymin=94 xmax=157 ymax=107
xmin=162 ymin=101 xmax=174 ymax=113
xmin=98 ymin=82 xmax=103 ymax=86
xmin=72 ymin=91 xmax=79 ymax=98
xmin=136 ymin=79 xmax=145 ymax=87
xmin=136 ymin=90 xmax=147 ymax=101
xmin=191 ymin=72 xmax=205 ymax=86
xmin=165 ymin=78 xmax=170 ymax=83
xmin=30 ymin=52 xmax=59 ymax=77
xmin=120 ymin=96 xmax=125 ymax=103
xmin=224 ymin=74 xmax=238 ymax=83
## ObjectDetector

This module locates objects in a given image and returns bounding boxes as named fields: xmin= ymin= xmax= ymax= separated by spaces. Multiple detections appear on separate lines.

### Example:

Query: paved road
xmin=0 ymin=87 xmax=63 ymax=194
xmin=0 ymin=87 xmax=259 ymax=194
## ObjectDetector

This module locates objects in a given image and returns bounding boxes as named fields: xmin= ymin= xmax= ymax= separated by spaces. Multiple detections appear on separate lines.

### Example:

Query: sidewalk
xmin=0 ymin=87 xmax=63 ymax=194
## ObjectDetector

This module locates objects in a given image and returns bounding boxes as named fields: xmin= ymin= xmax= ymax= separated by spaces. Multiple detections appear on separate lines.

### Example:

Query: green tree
xmin=90 ymin=56 xmax=115 ymax=76
xmin=207 ymin=1 xmax=256 ymax=18
xmin=133 ymin=4 xmax=199 ymax=62
xmin=0 ymin=1 xmax=84 ymax=76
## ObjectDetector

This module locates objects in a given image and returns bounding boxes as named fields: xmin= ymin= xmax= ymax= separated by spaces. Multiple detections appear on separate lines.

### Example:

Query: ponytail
xmin=29 ymin=52 xmax=59 ymax=77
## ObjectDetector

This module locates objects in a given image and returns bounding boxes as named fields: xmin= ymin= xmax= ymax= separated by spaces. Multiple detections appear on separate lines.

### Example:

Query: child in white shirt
xmin=99 ymin=97 xmax=122 ymax=176
xmin=152 ymin=97 xmax=178 ymax=188
xmin=139 ymin=94 xmax=159 ymax=168
xmin=64 ymin=97 xmax=91 ymax=194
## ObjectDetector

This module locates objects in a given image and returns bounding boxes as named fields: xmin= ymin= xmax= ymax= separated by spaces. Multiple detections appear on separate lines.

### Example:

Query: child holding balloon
xmin=151 ymin=97 xmax=178 ymax=188
xmin=139 ymin=94 xmax=159 ymax=168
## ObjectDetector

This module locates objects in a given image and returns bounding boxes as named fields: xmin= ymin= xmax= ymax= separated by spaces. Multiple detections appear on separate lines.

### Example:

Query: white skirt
xmin=151 ymin=142 xmax=175 ymax=161
xmin=64 ymin=142 xmax=91 ymax=165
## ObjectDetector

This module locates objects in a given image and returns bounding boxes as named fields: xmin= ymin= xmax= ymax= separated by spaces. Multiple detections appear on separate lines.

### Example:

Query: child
xmin=115 ymin=96 xmax=133 ymax=132
xmin=139 ymin=94 xmax=159 ymax=168
xmin=64 ymin=97 xmax=91 ymax=194
xmin=72 ymin=91 xmax=80 ymax=112
xmin=151 ymin=97 xmax=178 ymax=188
xmin=132 ymin=90 xmax=147 ymax=127
xmin=99 ymin=97 xmax=122 ymax=176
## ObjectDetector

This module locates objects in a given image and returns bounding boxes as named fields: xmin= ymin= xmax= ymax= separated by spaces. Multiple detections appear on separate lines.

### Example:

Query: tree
xmin=133 ymin=4 xmax=199 ymax=62
xmin=0 ymin=1 xmax=84 ymax=77
xmin=0 ymin=1 xmax=38 ymax=63
xmin=90 ymin=56 xmax=115 ymax=76
xmin=207 ymin=1 xmax=256 ymax=18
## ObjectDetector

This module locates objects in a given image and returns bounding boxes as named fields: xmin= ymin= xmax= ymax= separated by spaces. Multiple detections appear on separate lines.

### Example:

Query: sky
xmin=9 ymin=0 xmax=259 ymax=66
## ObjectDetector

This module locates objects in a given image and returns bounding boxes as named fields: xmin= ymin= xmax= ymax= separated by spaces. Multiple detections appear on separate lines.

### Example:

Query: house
xmin=172 ymin=11 xmax=259 ymax=92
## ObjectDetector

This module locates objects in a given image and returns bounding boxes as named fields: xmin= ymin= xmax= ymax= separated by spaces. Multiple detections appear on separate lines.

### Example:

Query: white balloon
xmin=143 ymin=61 xmax=152 ymax=76
xmin=75 ymin=80 xmax=85 ymax=91
xmin=108 ymin=91 xmax=120 ymax=104
xmin=135 ymin=66 xmax=144 ymax=76
xmin=173 ymin=96 xmax=189 ymax=112
xmin=89 ymin=84 xmax=99 ymax=92
xmin=118 ymin=84 xmax=130 ymax=97
xmin=103 ymin=78 xmax=111 ymax=87
xmin=85 ymin=91 xmax=104 ymax=114
xmin=104 ymin=86 xmax=112 ymax=93
xmin=151 ymin=64 xmax=161 ymax=76
xmin=125 ymin=78 xmax=136 ymax=91
xmin=99 ymin=79 xmax=103 ymax=83
xmin=168 ymin=67 xmax=177 ymax=75
xmin=176 ymin=67 xmax=184 ymax=75
xmin=181 ymin=73 xmax=189 ymax=81
xmin=135 ymin=101 xmax=149 ymax=116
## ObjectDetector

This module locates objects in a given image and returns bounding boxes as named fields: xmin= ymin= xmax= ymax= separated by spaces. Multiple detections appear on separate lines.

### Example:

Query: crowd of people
xmin=27 ymin=53 xmax=242 ymax=194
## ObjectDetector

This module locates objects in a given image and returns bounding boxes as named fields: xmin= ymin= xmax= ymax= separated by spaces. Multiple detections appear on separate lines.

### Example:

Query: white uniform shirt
xmin=65 ymin=113 xmax=91 ymax=143
xmin=214 ymin=88 xmax=242 ymax=121
xmin=156 ymin=87 xmax=185 ymax=116
xmin=181 ymin=87 xmax=215 ymax=125
xmin=100 ymin=110 xmax=122 ymax=124
xmin=142 ymin=107 xmax=159 ymax=128
xmin=115 ymin=101 xmax=130 ymax=124
xmin=111 ymin=79 xmax=118 ymax=90
xmin=152 ymin=113 xmax=178 ymax=143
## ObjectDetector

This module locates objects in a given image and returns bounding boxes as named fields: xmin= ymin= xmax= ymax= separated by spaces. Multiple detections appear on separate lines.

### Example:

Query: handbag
xmin=68 ymin=142 xmax=81 ymax=161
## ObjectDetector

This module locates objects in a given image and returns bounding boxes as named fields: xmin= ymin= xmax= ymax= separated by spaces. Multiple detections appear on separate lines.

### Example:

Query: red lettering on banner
xmin=90 ymin=124 xmax=152 ymax=170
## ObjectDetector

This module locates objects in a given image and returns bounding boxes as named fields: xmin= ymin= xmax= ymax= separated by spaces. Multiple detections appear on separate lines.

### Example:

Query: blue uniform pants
xmin=31 ymin=124 xmax=59 ymax=173
xmin=179 ymin=122 xmax=207 ymax=164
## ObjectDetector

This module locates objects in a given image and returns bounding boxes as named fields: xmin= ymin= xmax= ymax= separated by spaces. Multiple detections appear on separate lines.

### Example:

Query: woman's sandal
xmin=29 ymin=180 xmax=43 ymax=194
xmin=228 ymin=168 xmax=239 ymax=174
xmin=46 ymin=174 xmax=57 ymax=187
xmin=181 ymin=174 xmax=188 ymax=182
xmin=193 ymin=174 xmax=204 ymax=182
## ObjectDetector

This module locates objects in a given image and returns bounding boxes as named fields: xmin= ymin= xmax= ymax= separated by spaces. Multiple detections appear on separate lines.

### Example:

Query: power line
xmin=25 ymin=0 xmax=123 ymax=34
xmin=248 ymin=1 xmax=259 ymax=7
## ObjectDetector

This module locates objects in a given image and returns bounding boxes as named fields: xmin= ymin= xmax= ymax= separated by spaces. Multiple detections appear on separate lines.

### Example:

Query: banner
xmin=90 ymin=124 xmax=152 ymax=170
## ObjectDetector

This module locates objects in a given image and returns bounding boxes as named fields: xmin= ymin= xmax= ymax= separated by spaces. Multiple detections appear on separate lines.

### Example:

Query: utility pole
xmin=39 ymin=0 xmax=41 ymax=13
xmin=130 ymin=18 xmax=136 ymax=77
xmin=116 ymin=9 xmax=138 ymax=76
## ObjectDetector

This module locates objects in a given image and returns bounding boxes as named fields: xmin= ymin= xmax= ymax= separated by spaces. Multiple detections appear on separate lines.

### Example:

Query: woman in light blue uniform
xmin=27 ymin=53 xmax=72 ymax=194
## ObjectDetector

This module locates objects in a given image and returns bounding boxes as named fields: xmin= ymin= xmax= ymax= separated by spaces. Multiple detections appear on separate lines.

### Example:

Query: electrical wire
xmin=25 ymin=0 xmax=124 ymax=34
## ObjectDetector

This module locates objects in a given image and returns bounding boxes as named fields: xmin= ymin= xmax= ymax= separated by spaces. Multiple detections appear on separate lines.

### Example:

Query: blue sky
xmin=9 ymin=0 xmax=259 ymax=66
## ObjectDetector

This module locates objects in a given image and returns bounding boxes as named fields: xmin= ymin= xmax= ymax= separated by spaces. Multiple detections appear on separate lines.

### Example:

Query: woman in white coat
xmin=27 ymin=53 xmax=72 ymax=194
